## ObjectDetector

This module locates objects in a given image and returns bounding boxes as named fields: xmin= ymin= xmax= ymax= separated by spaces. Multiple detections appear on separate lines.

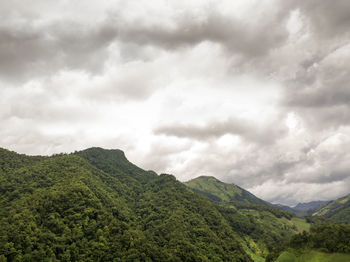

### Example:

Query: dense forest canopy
xmin=0 ymin=147 xmax=349 ymax=262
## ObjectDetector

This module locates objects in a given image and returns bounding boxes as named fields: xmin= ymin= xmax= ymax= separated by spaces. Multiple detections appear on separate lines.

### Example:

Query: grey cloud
xmin=154 ymin=118 xmax=287 ymax=145
xmin=296 ymin=0 xmax=350 ymax=38
xmin=1 ymin=0 xmax=350 ymax=206
xmin=0 ymin=19 xmax=116 ymax=82
xmin=280 ymin=40 xmax=350 ymax=130
xmin=114 ymin=9 xmax=290 ymax=58
xmin=139 ymin=141 xmax=192 ymax=173
xmin=0 ymin=4 xmax=291 ymax=83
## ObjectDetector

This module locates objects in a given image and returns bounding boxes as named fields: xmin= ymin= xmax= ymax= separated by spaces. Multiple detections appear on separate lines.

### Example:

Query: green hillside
xmin=184 ymin=176 xmax=265 ymax=204
xmin=269 ymin=223 xmax=350 ymax=261
xmin=313 ymin=195 xmax=350 ymax=223
xmin=184 ymin=176 xmax=310 ymax=261
xmin=0 ymin=147 xmax=252 ymax=261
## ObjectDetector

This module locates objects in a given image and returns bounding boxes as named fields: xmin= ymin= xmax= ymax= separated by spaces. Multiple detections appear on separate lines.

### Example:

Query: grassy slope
xmin=313 ymin=195 xmax=350 ymax=223
xmin=184 ymin=176 xmax=265 ymax=204
xmin=276 ymin=250 xmax=350 ymax=262
xmin=291 ymin=217 xmax=310 ymax=232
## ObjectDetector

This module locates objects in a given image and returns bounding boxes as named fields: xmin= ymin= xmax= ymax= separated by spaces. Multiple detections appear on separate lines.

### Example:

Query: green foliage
xmin=269 ymin=224 xmax=350 ymax=261
xmin=0 ymin=147 xmax=252 ymax=261
xmin=290 ymin=224 xmax=350 ymax=253
xmin=184 ymin=175 xmax=305 ymax=261
xmin=275 ymin=251 xmax=297 ymax=262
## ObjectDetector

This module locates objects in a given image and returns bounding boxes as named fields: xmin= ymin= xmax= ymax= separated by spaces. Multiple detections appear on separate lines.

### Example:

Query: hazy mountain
xmin=272 ymin=203 xmax=297 ymax=214
xmin=292 ymin=200 xmax=330 ymax=216
xmin=272 ymin=200 xmax=330 ymax=217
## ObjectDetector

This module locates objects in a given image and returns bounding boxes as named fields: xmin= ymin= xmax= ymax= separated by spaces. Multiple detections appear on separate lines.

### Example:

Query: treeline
xmin=266 ymin=223 xmax=350 ymax=261
xmin=290 ymin=224 xmax=350 ymax=253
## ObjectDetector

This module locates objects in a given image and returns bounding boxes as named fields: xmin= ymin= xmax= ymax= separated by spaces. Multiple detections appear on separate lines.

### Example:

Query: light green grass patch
xmin=291 ymin=217 xmax=310 ymax=232
xmin=277 ymin=250 xmax=350 ymax=262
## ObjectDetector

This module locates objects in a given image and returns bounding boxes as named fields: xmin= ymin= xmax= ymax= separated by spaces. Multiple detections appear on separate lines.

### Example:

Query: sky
xmin=1 ymin=0 xmax=350 ymax=206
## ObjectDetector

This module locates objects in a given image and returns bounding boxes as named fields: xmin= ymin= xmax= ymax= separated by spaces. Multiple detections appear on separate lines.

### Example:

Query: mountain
xmin=294 ymin=201 xmax=330 ymax=211
xmin=313 ymin=194 xmax=350 ymax=223
xmin=184 ymin=176 xmax=265 ymax=205
xmin=184 ymin=176 xmax=310 ymax=261
xmin=0 ymin=147 xmax=252 ymax=261
xmin=293 ymin=200 xmax=330 ymax=216
xmin=272 ymin=204 xmax=296 ymax=214
xmin=272 ymin=201 xmax=330 ymax=217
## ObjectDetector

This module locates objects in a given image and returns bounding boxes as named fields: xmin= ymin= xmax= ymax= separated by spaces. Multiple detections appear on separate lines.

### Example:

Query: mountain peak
xmin=184 ymin=175 xmax=266 ymax=205
xmin=187 ymin=175 xmax=222 ymax=183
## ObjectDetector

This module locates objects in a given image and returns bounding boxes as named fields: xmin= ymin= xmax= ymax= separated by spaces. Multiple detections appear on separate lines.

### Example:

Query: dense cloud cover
xmin=1 ymin=0 xmax=349 ymax=205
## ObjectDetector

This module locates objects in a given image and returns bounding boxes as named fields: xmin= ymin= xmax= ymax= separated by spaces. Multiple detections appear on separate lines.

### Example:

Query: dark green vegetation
xmin=271 ymin=224 xmax=350 ymax=262
xmin=313 ymin=194 xmax=350 ymax=224
xmin=1 ymin=147 xmax=348 ymax=261
xmin=0 ymin=147 xmax=252 ymax=261
xmin=184 ymin=176 xmax=310 ymax=261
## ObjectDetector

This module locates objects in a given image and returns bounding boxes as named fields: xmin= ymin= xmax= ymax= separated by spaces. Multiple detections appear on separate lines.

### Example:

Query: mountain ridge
xmin=0 ymin=147 xmax=253 ymax=261
xmin=313 ymin=194 xmax=350 ymax=223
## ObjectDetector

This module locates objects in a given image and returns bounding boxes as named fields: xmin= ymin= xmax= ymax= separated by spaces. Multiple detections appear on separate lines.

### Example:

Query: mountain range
xmin=0 ymin=147 xmax=349 ymax=261
xmin=273 ymin=201 xmax=330 ymax=217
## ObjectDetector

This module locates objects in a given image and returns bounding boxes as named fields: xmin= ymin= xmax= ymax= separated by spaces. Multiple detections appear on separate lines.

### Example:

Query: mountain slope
xmin=292 ymin=200 xmax=330 ymax=216
xmin=273 ymin=201 xmax=331 ymax=217
xmin=273 ymin=204 xmax=296 ymax=214
xmin=184 ymin=176 xmax=265 ymax=205
xmin=294 ymin=201 xmax=330 ymax=211
xmin=184 ymin=176 xmax=310 ymax=261
xmin=314 ymin=194 xmax=350 ymax=223
xmin=0 ymin=148 xmax=252 ymax=261
xmin=271 ymin=223 xmax=350 ymax=262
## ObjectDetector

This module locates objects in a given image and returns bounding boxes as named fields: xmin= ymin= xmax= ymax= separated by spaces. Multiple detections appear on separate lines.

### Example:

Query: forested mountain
xmin=184 ymin=176 xmax=310 ymax=261
xmin=0 ymin=147 xmax=252 ymax=261
xmin=5 ymin=147 xmax=349 ymax=262
xmin=313 ymin=194 xmax=350 ymax=224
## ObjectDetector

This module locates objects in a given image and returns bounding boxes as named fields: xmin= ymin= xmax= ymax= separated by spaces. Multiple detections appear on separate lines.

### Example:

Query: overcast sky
xmin=1 ymin=0 xmax=350 ymax=206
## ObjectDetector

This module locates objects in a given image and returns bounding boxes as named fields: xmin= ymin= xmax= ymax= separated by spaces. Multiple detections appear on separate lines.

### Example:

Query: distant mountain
xmin=0 ymin=147 xmax=252 ymax=261
xmin=293 ymin=200 xmax=330 ymax=215
xmin=272 ymin=201 xmax=330 ymax=217
xmin=184 ymin=176 xmax=310 ymax=260
xmin=272 ymin=203 xmax=296 ymax=214
xmin=314 ymin=194 xmax=350 ymax=223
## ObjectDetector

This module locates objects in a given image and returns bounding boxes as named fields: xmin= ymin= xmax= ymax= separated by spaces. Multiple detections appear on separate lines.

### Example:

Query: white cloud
xmin=0 ymin=0 xmax=350 ymax=205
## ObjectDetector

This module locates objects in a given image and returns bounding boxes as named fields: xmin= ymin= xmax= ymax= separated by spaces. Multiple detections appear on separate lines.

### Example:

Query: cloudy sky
xmin=1 ymin=0 xmax=350 ymax=206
